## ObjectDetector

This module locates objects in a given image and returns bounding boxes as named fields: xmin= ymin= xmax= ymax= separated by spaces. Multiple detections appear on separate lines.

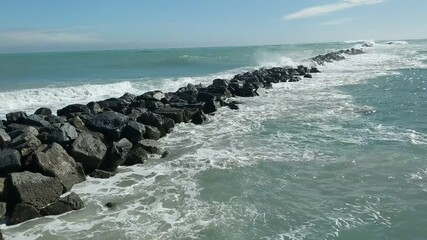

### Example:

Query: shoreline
xmin=0 ymin=48 xmax=364 ymax=231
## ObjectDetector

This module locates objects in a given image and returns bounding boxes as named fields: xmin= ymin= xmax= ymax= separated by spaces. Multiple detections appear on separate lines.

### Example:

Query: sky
xmin=0 ymin=0 xmax=426 ymax=52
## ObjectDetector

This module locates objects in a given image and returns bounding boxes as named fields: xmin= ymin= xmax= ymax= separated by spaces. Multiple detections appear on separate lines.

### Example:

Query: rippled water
xmin=2 ymin=40 xmax=427 ymax=239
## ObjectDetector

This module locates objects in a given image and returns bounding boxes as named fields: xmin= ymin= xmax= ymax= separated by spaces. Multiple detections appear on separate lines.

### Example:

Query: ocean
xmin=1 ymin=40 xmax=427 ymax=240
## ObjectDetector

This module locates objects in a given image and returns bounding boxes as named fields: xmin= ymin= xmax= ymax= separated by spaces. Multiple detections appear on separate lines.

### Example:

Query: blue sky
xmin=0 ymin=0 xmax=426 ymax=52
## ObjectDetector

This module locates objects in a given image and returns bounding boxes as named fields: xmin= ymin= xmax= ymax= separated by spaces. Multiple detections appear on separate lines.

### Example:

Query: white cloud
xmin=284 ymin=0 xmax=385 ymax=20
xmin=319 ymin=18 xmax=354 ymax=26
xmin=0 ymin=29 xmax=100 ymax=46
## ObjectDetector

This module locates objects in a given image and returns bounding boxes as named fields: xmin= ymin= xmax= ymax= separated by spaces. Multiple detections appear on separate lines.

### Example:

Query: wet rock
xmin=155 ymin=108 xmax=189 ymax=123
xmin=8 ymin=171 xmax=63 ymax=210
xmin=144 ymin=125 xmax=161 ymax=140
xmin=0 ymin=120 xmax=4 ymax=129
xmin=20 ymin=114 xmax=50 ymax=127
xmin=0 ymin=128 xmax=11 ymax=147
xmin=202 ymin=99 xmax=219 ymax=114
xmin=97 ymin=98 xmax=129 ymax=112
xmin=105 ymin=202 xmax=117 ymax=209
xmin=45 ymin=115 xmax=67 ymax=124
xmin=87 ymin=101 xmax=103 ymax=114
xmin=212 ymin=79 xmax=229 ymax=87
xmin=123 ymin=145 xmax=148 ymax=166
xmin=226 ymin=102 xmax=239 ymax=110
xmin=310 ymin=67 xmax=321 ymax=73
xmin=89 ymin=111 xmax=129 ymax=140
xmin=70 ymin=131 xmax=107 ymax=171
xmin=304 ymin=73 xmax=312 ymax=78
xmin=139 ymin=90 xmax=165 ymax=101
xmin=71 ymin=116 xmax=86 ymax=129
xmin=89 ymin=169 xmax=116 ymax=179
xmin=32 ymin=143 xmax=85 ymax=191
xmin=11 ymin=131 xmax=42 ymax=157
xmin=101 ymin=138 xmax=132 ymax=172
xmin=8 ymin=203 xmax=41 ymax=225
xmin=7 ymin=124 xmax=38 ymax=138
xmin=0 ymin=202 xmax=6 ymax=221
xmin=40 ymin=192 xmax=84 ymax=216
xmin=0 ymin=148 xmax=21 ymax=175
xmin=145 ymin=100 xmax=165 ymax=111
xmin=34 ymin=107 xmax=52 ymax=115
xmin=137 ymin=139 xmax=163 ymax=155
xmin=57 ymin=104 xmax=90 ymax=118
xmin=6 ymin=111 xmax=27 ymax=124
xmin=137 ymin=112 xmax=168 ymax=137
xmin=121 ymin=121 xmax=146 ymax=144
xmin=196 ymin=92 xmax=216 ymax=103
xmin=126 ymin=107 xmax=146 ymax=121
xmin=43 ymin=122 xmax=78 ymax=144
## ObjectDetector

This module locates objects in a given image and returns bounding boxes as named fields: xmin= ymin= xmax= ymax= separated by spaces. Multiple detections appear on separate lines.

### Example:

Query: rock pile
xmin=0 ymin=48 xmax=362 ymax=226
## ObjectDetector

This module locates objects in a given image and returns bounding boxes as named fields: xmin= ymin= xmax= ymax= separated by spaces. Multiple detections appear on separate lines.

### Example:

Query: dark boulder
xmin=8 ymin=203 xmax=41 ymax=225
xmin=8 ymin=171 xmax=63 ymax=210
xmin=137 ymin=112 xmax=167 ymax=137
xmin=155 ymin=108 xmax=189 ymax=123
xmin=202 ymin=99 xmax=219 ymax=114
xmin=40 ymin=192 xmax=84 ymax=216
xmin=0 ymin=120 xmax=4 ymax=129
xmin=11 ymin=131 xmax=42 ymax=157
xmin=304 ymin=73 xmax=313 ymax=78
xmin=45 ymin=115 xmax=67 ymax=124
xmin=7 ymin=124 xmax=38 ymax=138
xmin=97 ymin=98 xmax=129 ymax=112
xmin=196 ymin=92 xmax=216 ymax=103
xmin=31 ymin=143 xmax=85 ymax=191
xmin=121 ymin=121 xmax=146 ymax=144
xmin=0 ymin=148 xmax=21 ymax=175
xmin=212 ymin=79 xmax=229 ymax=87
xmin=87 ymin=101 xmax=103 ymax=115
xmin=137 ymin=139 xmax=163 ymax=155
xmin=57 ymin=104 xmax=90 ymax=118
xmin=123 ymin=145 xmax=148 ymax=166
xmin=6 ymin=111 xmax=27 ymax=124
xmin=126 ymin=107 xmax=147 ymax=121
xmin=43 ymin=123 xmax=78 ymax=144
xmin=89 ymin=169 xmax=116 ymax=179
xmin=145 ymin=100 xmax=165 ymax=111
xmin=206 ymin=86 xmax=232 ymax=99
xmin=34 ymin=107 xmax=52 ymax=116
xmin=101 ymin=138 xmax=132 ymax=172
xmin=70 ymin=131 xmax=107 ymax=171
xmin=0 ymin=128 xmax=11 ymax=147
xmin=144 ymin=125 xmax=161 ymax=140
xmin=162 ymin=117 xmax=175 ymax=134
xmin=310 ymin=67 xmax=321 ymax=73
xmin=20 ymin=114 xmax=50 ymax=127
xmin=138 ymin=91 xmax=165 ymax=101
xmin=89 ymin=111 xmax=129 ymax=140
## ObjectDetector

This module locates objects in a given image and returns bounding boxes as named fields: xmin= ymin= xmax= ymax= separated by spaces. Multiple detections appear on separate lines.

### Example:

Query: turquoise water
xmin=2 ymin=40 xmax=427 ymax=239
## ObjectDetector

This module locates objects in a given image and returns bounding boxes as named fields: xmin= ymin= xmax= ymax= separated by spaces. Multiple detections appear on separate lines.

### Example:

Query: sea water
xmin=1 ymin=40 xmax=427 ymax=240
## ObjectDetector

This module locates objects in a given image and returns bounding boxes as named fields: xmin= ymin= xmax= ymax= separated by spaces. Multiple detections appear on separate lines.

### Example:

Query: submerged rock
xmin=40 ymin=192 xmax=84 ymax=216
xmin=89 ymin=169 xmax=116 ymax=179
xmin=8 ymin=203 xmax=41 ymax=225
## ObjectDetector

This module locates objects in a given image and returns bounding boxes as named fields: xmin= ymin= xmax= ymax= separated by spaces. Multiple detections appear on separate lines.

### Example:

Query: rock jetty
xmin=0 ymin=48 xmax=363 ymax=227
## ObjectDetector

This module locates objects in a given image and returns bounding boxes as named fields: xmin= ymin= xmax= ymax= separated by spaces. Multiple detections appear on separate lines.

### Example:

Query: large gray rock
xmin=9 ymin=171 xmax=63 ymax=210
xmin=121 ymin=121 xmax=146 ymax=144
xmin=21 ymin=114 xmax=50 ymax=127
xmin=155 ymin=108 xmax=190 ymax=123
xmin=144 ymin=125 xmax=161 ymax=140
xmin=8 ymin=203 xmax=41 ymax=225
xmin=101 ymin=138 xmax=132 ymax=172
xmin=0 ymin=148 xmax=21 ymax=174
xmin=40 ymin=192 xmax=84 ymax=216
xmin=137 ymin=112 xmax=170 ymax=137
xmin=6 ymin=111 xmax=27 ymax=124
xmin=44 ymin=123 xmax=78 ymax=144
xmin=0 ymin=128 xmax=11 ymax=147
xmin=34 ymin=107 xmax=52 ymax=115
xmin=57 ymin=104 xmax=90 ymax=118
xmin=32 ymin=143 xmax=85 ymax=191
xmin=89 ymin=111 xmax=129 ymax=140
xmin=137 ymin=139 xmax=163 ymax=154
xmin=45 ymin=115 xmax=67 ymax=124
xmin=123 ymin=144 xmax=148 ymax=166
xmin=70 ymin=131 xmax=107 ymax=171
xmin=11 ymin=131 xmax=42 ymax=157
xmin=139 ymin=91 xmax=165 ymax=101
xmin=7 ymin=124 xmax=38 ymax=138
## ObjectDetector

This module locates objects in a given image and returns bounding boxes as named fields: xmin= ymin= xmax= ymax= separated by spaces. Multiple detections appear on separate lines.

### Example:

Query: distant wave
xmin=384 ymin=41 xmax=409 ymax=45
